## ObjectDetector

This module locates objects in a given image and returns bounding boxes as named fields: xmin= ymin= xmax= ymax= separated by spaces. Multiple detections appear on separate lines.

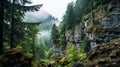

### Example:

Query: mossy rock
xmin=2 ymin=48 xmax=32 ymax=67
xmin=60 ymin=57 xmax=70 ymax=66
xmin=72 ymin=62 xmax=84 ymax=67
xmin=85 ymin=39 xmax=120 ymax=66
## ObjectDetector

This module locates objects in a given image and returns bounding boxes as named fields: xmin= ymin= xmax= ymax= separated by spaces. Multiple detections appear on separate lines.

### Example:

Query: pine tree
xmin=0 ymin=0 xmax=42 ymax=54
xmin=51 ymin=24 xmax=59 ymax=46
xmin=6 ymin=0 xmax=42 ymax=48
xmin=64 ymin=2 xmax=76 ymax=30
xmin=59 ymin=22 xmax=66 ymax=47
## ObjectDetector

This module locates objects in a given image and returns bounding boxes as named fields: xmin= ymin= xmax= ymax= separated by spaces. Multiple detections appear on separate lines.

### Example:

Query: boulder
xmin=86 ymin=39 xmax=120 ymax=66
xmin=2 ymin=48 xmax=32 ymax=67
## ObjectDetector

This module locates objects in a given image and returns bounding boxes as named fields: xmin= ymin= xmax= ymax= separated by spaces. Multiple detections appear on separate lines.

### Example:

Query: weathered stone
xmin=88 ymin=52 xmax=98 ymax=60
xmin=72 ymin=62 xmax=84 ymax=67
xmin=83 ymin=2 xmax=120 ymax=48
xmin=109 ymin=50 xmax=120 ymax=59
xmin=2 ymin=48 xmax=32 ymax=67
xmin=85 ymin=39 xmax=120 ymax=66
xmin=98 ymin=60 xmax=107 ymax=65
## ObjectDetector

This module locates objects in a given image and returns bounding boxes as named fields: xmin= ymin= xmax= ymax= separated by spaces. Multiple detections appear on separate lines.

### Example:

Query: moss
xmin=2 ymin=48 xmax=32 ymax=67
xmin=82 ymin=13 xmax=91 ymax=21
xmin=59 ymin=57 xmax=69 ymax=66
xmin=94 ymin=17 xmax=99 ymax=21
xmin=85 ymin=26 xmax=120 ymax=34
xmin=85 ymin=38 xmax=120 ymax=66
xmin=78 ymin=53 xmax=87 ymax=60
xmin=93 ymin=4 xmax=109 ymax=13
xmin=92 ymin=26 xmax=102 ymax=33
xmin=82 ymin=4 xmax=109 ymax=24
xmin=108 ymin=38 xmax=120 ymax=44
xmin=85 ymin=26 xmax=105 ymax=33
xmin=66 ymin=29 xmax=74 ymax=33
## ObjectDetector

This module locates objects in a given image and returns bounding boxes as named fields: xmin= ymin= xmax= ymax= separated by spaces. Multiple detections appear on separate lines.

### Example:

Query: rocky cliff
xmin=65 ymin=1 xmax=120 ymax=49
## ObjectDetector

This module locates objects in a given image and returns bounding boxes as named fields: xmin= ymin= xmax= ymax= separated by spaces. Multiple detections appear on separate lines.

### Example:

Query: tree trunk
xmin=32 ymin=35 xmax=35 ymax=62
xmin=90 ymin=0 xmax=94 ymax=26
xmin=0 ymin=0 xmax=4 ymax=55
xmin=10 ymin=0 xmax=15 ymax=48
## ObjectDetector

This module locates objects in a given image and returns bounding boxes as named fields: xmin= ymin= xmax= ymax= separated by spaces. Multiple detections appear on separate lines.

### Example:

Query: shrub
xmin=65 ymin=45 xmax=79 ymax=62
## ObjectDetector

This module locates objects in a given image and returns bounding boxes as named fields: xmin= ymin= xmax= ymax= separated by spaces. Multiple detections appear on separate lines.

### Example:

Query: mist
xmin=24 ymin=10 xmax=50 ymax=22
xmin=24 ymin=10 xmax=59 ymax=48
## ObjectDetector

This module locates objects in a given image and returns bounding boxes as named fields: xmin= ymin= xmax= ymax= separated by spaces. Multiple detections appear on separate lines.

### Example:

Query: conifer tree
xmin=51 ymin=24 xmax=59 ymax=46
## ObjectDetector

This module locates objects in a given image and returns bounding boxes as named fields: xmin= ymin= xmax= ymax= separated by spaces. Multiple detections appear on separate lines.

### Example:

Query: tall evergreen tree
xmin=74 ymin=0 xmax=91 ymax=22
xmin=51 ymin=24 xmax=59 ymax=46
xmin=0 ymin=0 xmax=5 ymax=55
xmin=6 ymin=0 xmax=42 ymax=48
xmin=59 ymin=22 xmax=66 ymax=47
xmin=64 ymin=2 xmax=76 ymax=30
xmin=0 ymin=0 xmax=42 ymax=54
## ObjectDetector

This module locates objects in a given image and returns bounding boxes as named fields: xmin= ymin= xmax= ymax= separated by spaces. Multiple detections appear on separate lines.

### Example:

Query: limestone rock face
xmin=64 ymin=1 xmax=120 ymax=49
xmin=64 ymin=23 xmax=85 ymax=49
xmin=65 ymin=30 xmax=75 ymax=46
xmin=82 ymin=2 xmax=120 ymax=48
xmin=105 ymin=2 xmax=120 ymax=27
xmin=74 ymin=23 xmax=85 ymax=49
xmin=52 ymin=45 xmax=64 ymax=56
xmin=62 ymin=1 xmax=120 ymax=52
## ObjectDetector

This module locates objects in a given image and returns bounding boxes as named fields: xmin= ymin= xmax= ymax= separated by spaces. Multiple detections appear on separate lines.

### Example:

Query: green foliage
xmin=80 ymin=37 xmax=90 ymax=53
xmin=65 ymin=45 xmax=87 ymax=64
xmin=64 ymin=2 xmax=76 ymax=30
xmin=59 ymin=34 xmax=66 ymax=46
xmin=1 ymin=0 xmax=117 ymax=66
xmin=67 ymin=62 xmax=75 ymax=67
xmin=36 ymin=45 xmax=46 ymax=60
xmin=59 ymin=0 xmax=114 ymax=31
xmin=2 ymin=0 xmax=42 ymax=49
xmin=0 ymin=0 xmax=44 ymax=65
xmin=65 ymin=45 xmax=79 ymax=62
xmin=58 ymin=22 xmax=66 ymax=46
xmin=51 ymin=24 xmax=59 ymax=45
xmin=74 ymin=0 xmax=91 ymax=22
xmin=59 ymin=22 xmax=66 ymax=34
xmin=78 ymin=53 xmax=87 ymax=60
xmin=47 ymin=49 xmax=53 ymax=59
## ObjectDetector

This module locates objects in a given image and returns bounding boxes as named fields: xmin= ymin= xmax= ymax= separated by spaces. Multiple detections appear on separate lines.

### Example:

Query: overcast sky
xmin=30 ymin=0 xmax=76 ymax=20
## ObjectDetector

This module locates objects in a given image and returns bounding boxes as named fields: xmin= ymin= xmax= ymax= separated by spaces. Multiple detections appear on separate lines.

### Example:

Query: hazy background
xmin=24 ymin=0 xmax=76 ymax=50
xmin=26 ymin=0 xmax=76 ymax=20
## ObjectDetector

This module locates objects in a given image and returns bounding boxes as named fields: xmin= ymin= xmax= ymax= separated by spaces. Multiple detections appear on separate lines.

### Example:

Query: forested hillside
xmin=51 ymin=0 xmax=120 ymax=67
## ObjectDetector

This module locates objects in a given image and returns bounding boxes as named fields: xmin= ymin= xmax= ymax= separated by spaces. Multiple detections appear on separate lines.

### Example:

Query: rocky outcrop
xmin=74 ymin=23 xmax=85 ymax=49
xmin=64 ymin=1 xmax=120 ymax=49
xmin=72 ymin=62 xmax=84 ymax=67
xmin=65 ymin=30 xmax=75 ymax=46
xmin=85 ymin=39 xmax=120 ymax=67
xmin=65 ymin=23 xmax=85 ymax=49
xmin=57 ymin=0 xmax=120 ymax=56
xmin=1 ymin=48 xmax=32 ymax=67
xmin=52 ymin=45 xmax=64 ymax=55
xmin=82 ymin=1 xmax=120 ymax=49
